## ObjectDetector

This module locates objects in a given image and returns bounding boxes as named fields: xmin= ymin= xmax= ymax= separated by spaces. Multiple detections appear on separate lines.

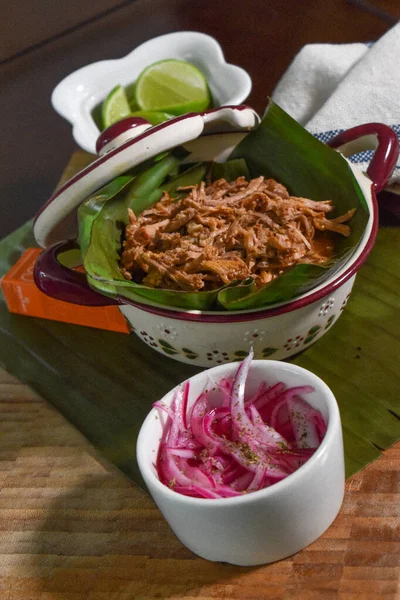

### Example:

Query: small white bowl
xmin=51 ymin=31 xmax=252 ymax=154
xmin=137 ymin=360 xmax=345 ymax=566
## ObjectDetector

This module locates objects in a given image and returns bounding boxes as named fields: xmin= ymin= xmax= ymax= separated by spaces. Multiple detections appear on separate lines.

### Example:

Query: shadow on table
xmin=378 ymin=191 xmax=400 ymax=227
xmin=28 ymin=471 xmax=263 ymax=599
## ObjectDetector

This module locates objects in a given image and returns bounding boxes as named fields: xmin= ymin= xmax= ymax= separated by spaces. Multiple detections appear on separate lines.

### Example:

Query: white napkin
xmin=272 ymin=23 xmax=400 ymax=192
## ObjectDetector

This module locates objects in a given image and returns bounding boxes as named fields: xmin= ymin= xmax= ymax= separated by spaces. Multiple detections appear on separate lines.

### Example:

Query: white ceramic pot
xmin=33 ymin=106 xmax=398 ymax=367
xmin=118 ymin=277 xmax=354 ymax=366
xmin=137 ymin=360 xmax=345 ymax=566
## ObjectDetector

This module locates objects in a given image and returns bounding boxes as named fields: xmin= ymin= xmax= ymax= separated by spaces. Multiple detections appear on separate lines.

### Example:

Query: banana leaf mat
xmin=1 ymin=152 xmax=399 ymax=489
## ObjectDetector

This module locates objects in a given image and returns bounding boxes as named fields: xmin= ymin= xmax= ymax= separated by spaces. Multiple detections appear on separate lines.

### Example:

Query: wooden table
xmin=1 ymin=1 xmax=400 ymax=597
xmin=1 ymin=367 xmax=399 ymax=598
xmin=1 ymin=0 xmax=398 ymax=238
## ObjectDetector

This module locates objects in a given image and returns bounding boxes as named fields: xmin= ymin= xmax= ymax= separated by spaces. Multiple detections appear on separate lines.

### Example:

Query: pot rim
xmin=34 ymin=112 xmax=397 ymax=320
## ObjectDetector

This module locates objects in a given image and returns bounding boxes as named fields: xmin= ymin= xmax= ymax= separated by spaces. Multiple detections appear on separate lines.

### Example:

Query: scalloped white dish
xmin=51 ymin=31 xmax=252 ymax=154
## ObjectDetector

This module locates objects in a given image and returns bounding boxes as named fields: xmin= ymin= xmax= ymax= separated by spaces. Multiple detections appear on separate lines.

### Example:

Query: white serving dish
xmin=32 ymin=105 xmax=398 ymax=367
xmin=137 ymin=359 xmax=345 ymax=566
xmin=51 ymin=31 xmax=252 ymax=154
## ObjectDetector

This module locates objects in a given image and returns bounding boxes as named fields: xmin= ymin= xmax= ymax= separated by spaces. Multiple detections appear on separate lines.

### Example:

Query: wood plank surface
xmin=0 ymin=0 xmax=127 ymax=64
xmin=0 ymin=0 xmax=391 ymax=238
xmin=0 ymin=366 xmax=399 ymax=599
xmin=348 ymin=0 xmax=400 ymax=23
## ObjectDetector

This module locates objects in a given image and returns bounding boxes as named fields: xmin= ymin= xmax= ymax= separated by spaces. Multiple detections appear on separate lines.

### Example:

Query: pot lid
xmin=34 ymin=105 xmax=259 ymax=248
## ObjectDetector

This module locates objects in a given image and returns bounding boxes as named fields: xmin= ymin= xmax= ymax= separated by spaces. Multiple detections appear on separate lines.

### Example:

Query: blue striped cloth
xmin=272 ymin=25 xmax=400 ymax=192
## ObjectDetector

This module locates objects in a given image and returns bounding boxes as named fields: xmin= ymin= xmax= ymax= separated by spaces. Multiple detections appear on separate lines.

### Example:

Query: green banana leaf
xmin=210 ymin=158 xmax=250 ymax=181
xmin=79 ymin=101 xmax=369 ymax=311
xmin=1 ymin=219 xmax=400 ymax=487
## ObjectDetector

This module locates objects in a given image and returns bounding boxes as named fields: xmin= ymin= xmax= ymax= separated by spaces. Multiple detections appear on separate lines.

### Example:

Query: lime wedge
xmin=101 ymin=85 xmax=131 ymax=129
xmin=134 ymin=59 xmax=211 ymax=116
xmin=130 ymin=110 xmax=173 ymax=125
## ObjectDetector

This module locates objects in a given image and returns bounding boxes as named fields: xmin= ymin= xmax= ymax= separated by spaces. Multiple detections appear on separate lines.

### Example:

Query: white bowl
xmin=51 ymin=31 xmax=252 ymax=154
xmin=137 ymin=359 xmax=345 ymax=566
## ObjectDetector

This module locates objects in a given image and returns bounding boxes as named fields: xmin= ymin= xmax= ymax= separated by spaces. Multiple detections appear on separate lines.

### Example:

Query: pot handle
xmin=327 ymin=123 xmax=399 ymax=193
xmin=33 ymin=240 xmax=119 ymax=306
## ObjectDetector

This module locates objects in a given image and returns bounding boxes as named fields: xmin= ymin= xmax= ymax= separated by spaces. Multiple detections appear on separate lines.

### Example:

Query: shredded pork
xmin=120 ymin=176 xmax=355 ymax=292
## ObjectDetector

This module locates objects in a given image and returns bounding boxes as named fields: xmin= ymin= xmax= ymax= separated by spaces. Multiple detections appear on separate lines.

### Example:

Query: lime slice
xmin=130 ymin=110 xmax=174 ymax=125
xmin=134 ymin=59 xmax=211 ymax=116
xmin=101 ymin=85 xmax=131 ymax=129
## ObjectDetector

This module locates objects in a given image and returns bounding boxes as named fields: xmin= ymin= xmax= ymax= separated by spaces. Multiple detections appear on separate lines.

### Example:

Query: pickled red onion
xmin=155 ymin=351 xmax=327 ymax=498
